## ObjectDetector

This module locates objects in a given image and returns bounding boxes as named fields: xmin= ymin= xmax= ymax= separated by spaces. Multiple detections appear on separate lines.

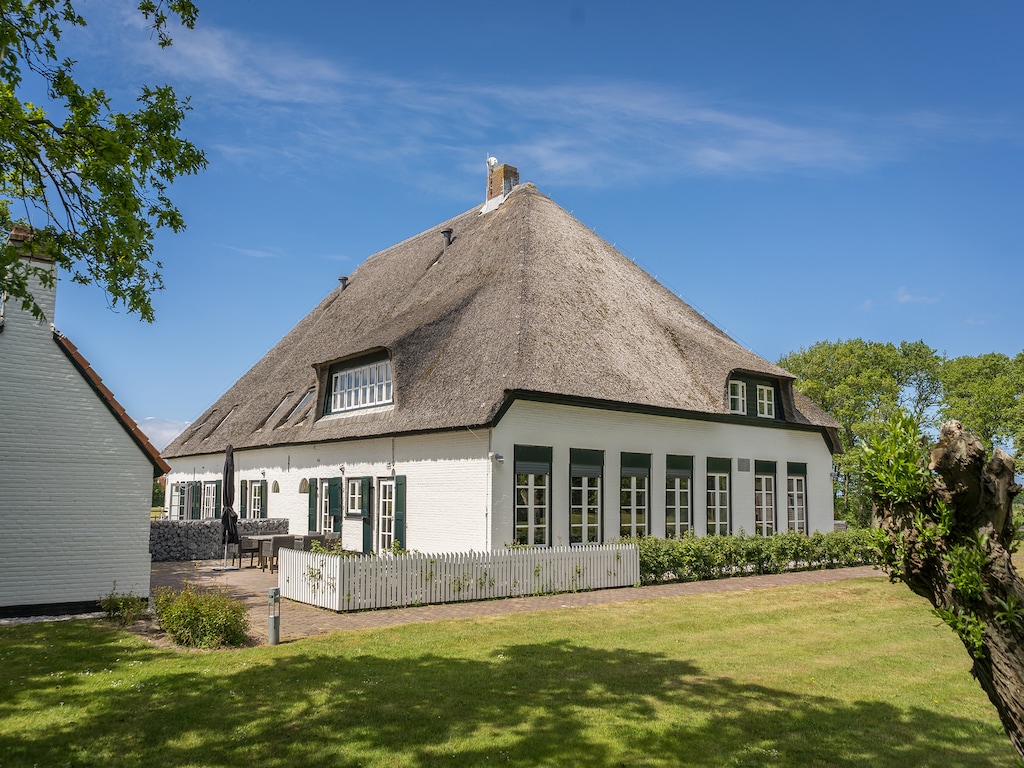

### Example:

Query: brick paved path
xmin=152 ymin=560 xmax=884 ymax=644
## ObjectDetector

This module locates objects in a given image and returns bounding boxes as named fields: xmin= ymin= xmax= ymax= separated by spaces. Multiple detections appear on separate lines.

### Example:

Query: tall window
xmin=201 ymin=481 xmax=220 ymax=519
xmin=570 ymin=448 xmax=603 ymax=544
xmin=757 ymin=385 xmax=775 ymax=418
xmin=787 ymin=463 xmax=807 ymax=533
xmin=706 ymin=458 xmax=731 ymax=535
xmin=250 ymin=481 xmax=265 ymax=518
xmin=754 ymin=476 xmax=775 ymax=535
xmin=728 ymin=381 xmax=746 ymax=414
xmin=328 ymin=357 xmax=393 ymax=414
xmin=169 ymin=483 xmax=188 ymax=520
xmin=347 ymin=478 xmax=362 ymax=517
xmin=665 ymin=455 xmax=693 ymax=538
xmin=619 ymin=453 xmax=650 ymax=538
xmin=378 ymin=479 xmax=396 ymax=551
xmin=515 ymin=445 xmax=552 ymax=546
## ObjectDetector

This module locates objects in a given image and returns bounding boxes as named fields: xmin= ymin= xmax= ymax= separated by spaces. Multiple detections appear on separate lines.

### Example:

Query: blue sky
xmin=43 ymin=1 xmax=1024 ymax=449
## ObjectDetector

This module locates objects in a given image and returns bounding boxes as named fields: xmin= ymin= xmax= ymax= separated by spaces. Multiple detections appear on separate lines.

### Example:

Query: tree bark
xmin=877 ymin=421 xmax=1024 ymax=757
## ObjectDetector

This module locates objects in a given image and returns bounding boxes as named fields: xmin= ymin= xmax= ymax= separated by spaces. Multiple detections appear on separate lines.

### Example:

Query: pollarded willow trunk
xmin=873 ymin=421 xmax=1024 ymax=758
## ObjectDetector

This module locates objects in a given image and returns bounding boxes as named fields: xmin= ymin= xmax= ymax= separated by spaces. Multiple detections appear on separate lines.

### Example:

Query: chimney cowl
xmin=338 ymin=276 xmax=349 ymax=291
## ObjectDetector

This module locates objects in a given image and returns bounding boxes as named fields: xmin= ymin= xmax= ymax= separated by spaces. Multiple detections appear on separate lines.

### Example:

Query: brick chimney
xmin=485 ymin=160 xmax=519 ymax=202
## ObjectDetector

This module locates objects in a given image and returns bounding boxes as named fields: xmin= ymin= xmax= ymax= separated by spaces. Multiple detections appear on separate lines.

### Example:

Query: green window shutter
xmin=214 ymin=480 xmax=222 ymax=514
xmin=260 ymin=479 xmax=268 ymax=517
xmin=394 ymin=475 xmax=407 ymax=550
xmin=189 ymin=481 xmax=201 ymax=519
xmin=239 ymin=480 xmax=248 ymax=518
xmin=328 ymin=477 xmax=342 ymax=532
xmin=360 ymin=477 xmax=372 ymax=517
xmin=307 ymin=478 xmax=318 ymax=533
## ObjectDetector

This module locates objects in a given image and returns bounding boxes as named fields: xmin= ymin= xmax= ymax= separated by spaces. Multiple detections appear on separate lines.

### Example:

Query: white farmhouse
xmin=0 ymin=228 xmax=169 ymax=617
xmin=163 ymin=164 xmax=841 ymax=554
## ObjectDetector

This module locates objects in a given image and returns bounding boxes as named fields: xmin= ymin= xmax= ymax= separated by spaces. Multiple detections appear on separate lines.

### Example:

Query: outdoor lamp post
xmin=268 ymin=587 xmax=281 ymax=645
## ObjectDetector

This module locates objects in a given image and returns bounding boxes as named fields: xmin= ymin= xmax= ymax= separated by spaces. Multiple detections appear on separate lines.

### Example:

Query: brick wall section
xmin=150 ymin=518 xmax=289 ymax=561
xmin=486 ymin=163 xmax=519 ymax=201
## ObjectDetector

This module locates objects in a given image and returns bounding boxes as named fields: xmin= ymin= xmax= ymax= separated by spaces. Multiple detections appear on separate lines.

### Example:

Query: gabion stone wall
xmin=150 ymin=518 xmax=289 ymax=561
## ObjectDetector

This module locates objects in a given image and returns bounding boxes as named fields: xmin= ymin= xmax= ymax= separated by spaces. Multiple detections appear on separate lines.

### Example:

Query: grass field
xmin=1 ymin=576 xmax=1020 ymax=767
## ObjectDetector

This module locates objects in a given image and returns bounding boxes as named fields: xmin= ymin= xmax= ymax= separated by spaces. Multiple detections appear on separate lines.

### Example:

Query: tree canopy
xmin=0 ymin=0 xmax=205 ymax=322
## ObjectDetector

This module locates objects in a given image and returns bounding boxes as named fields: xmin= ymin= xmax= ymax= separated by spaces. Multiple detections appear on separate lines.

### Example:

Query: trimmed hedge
xmin=625 ymin=529 xmax=881 ymax=586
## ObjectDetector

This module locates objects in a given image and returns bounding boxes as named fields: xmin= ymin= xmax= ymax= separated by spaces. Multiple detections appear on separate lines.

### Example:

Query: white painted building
xmin=164 ymin=164 xmax=841 ymax=554
xmin=0 ymin=233 xmax=169 ymax=616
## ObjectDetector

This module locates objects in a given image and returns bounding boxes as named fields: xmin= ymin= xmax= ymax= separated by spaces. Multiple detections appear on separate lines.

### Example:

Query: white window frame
xmin=169 ymin=482 xmax=188 ymax=521
xmin=378 ymin=478 xmax=396 ymax=552
xmin=666 ymin=476 xmax=691 ymax=538
xmin=757 ymin=384 xmax=775 ymax=418
xmin=754 ymin=474 xmax=775 ymax=535
xmin=570 ymin=475 xmax=601 ymax=544
xmin=619 ymin=475 xmax=648 ymax=538
xmin=319 ymin=480 xmax=333 ymax=534
xmin=330 ymin=359 xmax=393 ymax=414
xmin=787 ymin=475 xmax=807 ymax=534
xmin=346 ymin=478 xmax=362 ymax=517
xmin=706 ymin=473 xmax=730 ymax=535
xmin=515 ymin=471 xmax=549 ymax=546
xmin=201 ymin=482 xmax=218 ymax=519
xmin=250 ymin=482 xmax=264 ymax=519
xmin=728 ymin=381 xmax=746 ymax=414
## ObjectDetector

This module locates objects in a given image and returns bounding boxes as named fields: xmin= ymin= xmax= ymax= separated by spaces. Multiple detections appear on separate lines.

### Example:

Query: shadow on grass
xmin=0 ymin=621 xmax=1018 ymax=767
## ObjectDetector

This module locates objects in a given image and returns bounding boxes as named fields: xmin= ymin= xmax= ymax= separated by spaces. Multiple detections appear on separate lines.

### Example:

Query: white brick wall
xmin=0 ymin=277 xmax=153 ymax=611
xmin=167 ymin=399 xmax=837 ymax=556
xmin=490 ymin=400 xmax=837 ymax=546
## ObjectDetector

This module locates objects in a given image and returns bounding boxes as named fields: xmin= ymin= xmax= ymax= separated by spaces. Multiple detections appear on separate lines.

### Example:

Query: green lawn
xmin=1 ymin=577 xmax=1020 ymax=767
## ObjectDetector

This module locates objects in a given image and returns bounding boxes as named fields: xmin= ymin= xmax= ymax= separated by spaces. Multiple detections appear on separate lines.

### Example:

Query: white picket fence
xmin=278 ymin=544 xmax=640 ymax=612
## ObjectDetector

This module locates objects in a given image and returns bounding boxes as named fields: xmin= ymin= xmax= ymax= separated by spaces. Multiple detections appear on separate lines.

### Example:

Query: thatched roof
xmin=164 ymin=183 xmax=838 ymax=459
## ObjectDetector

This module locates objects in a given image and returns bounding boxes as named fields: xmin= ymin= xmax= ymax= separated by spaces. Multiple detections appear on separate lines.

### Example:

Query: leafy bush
xmin=99 ymin=585 xmax=148 ymax=625
xmin=152 ymin=584 xmax=250 ymax=648
xmin=627 ymin=529 xmax=881 ymax=585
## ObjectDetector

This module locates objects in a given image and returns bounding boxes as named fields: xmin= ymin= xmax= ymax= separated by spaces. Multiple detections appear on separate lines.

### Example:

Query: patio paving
xmin=151 ymin=559 xmax=884 ymax=645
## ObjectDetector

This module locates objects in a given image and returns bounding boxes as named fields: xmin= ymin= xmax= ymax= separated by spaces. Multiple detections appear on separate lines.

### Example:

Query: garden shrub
xmin=99 ymin=585 xmax=148 ymax=625
xmin=152 ymin=584 xmax=250 ymax=648
xmin=626 ymin=528 xmax=881 ymax=585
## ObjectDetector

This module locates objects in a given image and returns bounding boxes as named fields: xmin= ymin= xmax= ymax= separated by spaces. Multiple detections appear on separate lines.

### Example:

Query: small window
xmin=284 ymin=388 xmax=314 ymax=423
xmin=728 ymin=381 xmax=746 ymax=414
xmin=757 ymin=385 xmax=775 ymax=418
xmin=259 ymin=391 xmax=294 ymax=430
xmin=347 ymin=478 xmax=362 ymax=516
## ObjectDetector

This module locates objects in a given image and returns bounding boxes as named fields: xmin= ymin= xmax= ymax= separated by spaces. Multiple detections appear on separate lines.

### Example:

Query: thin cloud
xmin=896 ymin=287 xmax=940 ymax=304
xmin=85 ymin=7 xmax=1013 ymax=190
xmin=222 ymin=245 xmax=285 ymax=260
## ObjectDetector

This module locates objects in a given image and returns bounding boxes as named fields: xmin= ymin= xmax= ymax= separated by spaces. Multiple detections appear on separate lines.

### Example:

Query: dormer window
xmin=326 ymin=355 xmax=393 ymax=415
xmin=728 ymin=381 xmax=746 ymax=414
xmin=756 ymin=385 xmax=775 ymax=418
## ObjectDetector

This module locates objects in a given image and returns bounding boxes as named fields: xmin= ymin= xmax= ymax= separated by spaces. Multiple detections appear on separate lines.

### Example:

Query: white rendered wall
xmin=165 ymin=430 xmax=492 ymax=553
xmin=0 ymin=279 xmax=153 ymax=610
xmin=490 ymin=400 xmax=836 ymax=547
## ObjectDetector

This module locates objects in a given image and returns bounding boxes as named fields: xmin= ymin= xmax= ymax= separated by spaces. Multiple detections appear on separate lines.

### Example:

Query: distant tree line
xmin=777 ymin=340 xmax=1023 ymax=526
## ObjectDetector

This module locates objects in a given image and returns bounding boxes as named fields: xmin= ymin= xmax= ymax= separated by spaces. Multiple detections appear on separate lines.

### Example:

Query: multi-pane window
xmin=378 ymin=479 xmax=396 ymax=551
xmin=569 ymin=448 xmax=604 ymax=545
xmin=666 ymin=455 xmax=693 ymax=538
xmin=754 ymin=474 xmax=775 ymax=535
xmin=250 ymin=481 xmax=264 ymax=518
xmin=619 ymin=453 xmax=650 ymax=539
xmin=329 ymin=359 xmax=393 ymax=414
xmin=515 ymin=445 xmax=552 ymax=546
xmin=707 ymin=458 xmax=731 ymax=535
xmin=346 ymin=478 xmax=362 ymax=517
xmin=788 ymin=475 xmax=807 ymax=533
xmin=169 ymin=483 xmax=188 ymax=520
xmin=728 ymin=381 xmax=746 ymax=414
xmin=201 ymin=482 xmax=219 ymax=519
xmin=570 ymin=475 xmax=601 ymax=544
xmin=757 ymin=385 xmax=775 ymax=418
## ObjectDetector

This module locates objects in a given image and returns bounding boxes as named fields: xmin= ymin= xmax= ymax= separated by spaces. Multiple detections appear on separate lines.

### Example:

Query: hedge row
xmin=625 ymin=528 xmax=881 ymax=586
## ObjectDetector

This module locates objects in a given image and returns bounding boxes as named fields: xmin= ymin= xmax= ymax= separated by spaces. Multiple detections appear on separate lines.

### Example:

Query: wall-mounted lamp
xmin=339 ymin=464 xmax=345 ymax=475
xmin=261 ymin=470 xmax=266 ymax=478
xmin=488 ymin=452 xmax=504 ymax=464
